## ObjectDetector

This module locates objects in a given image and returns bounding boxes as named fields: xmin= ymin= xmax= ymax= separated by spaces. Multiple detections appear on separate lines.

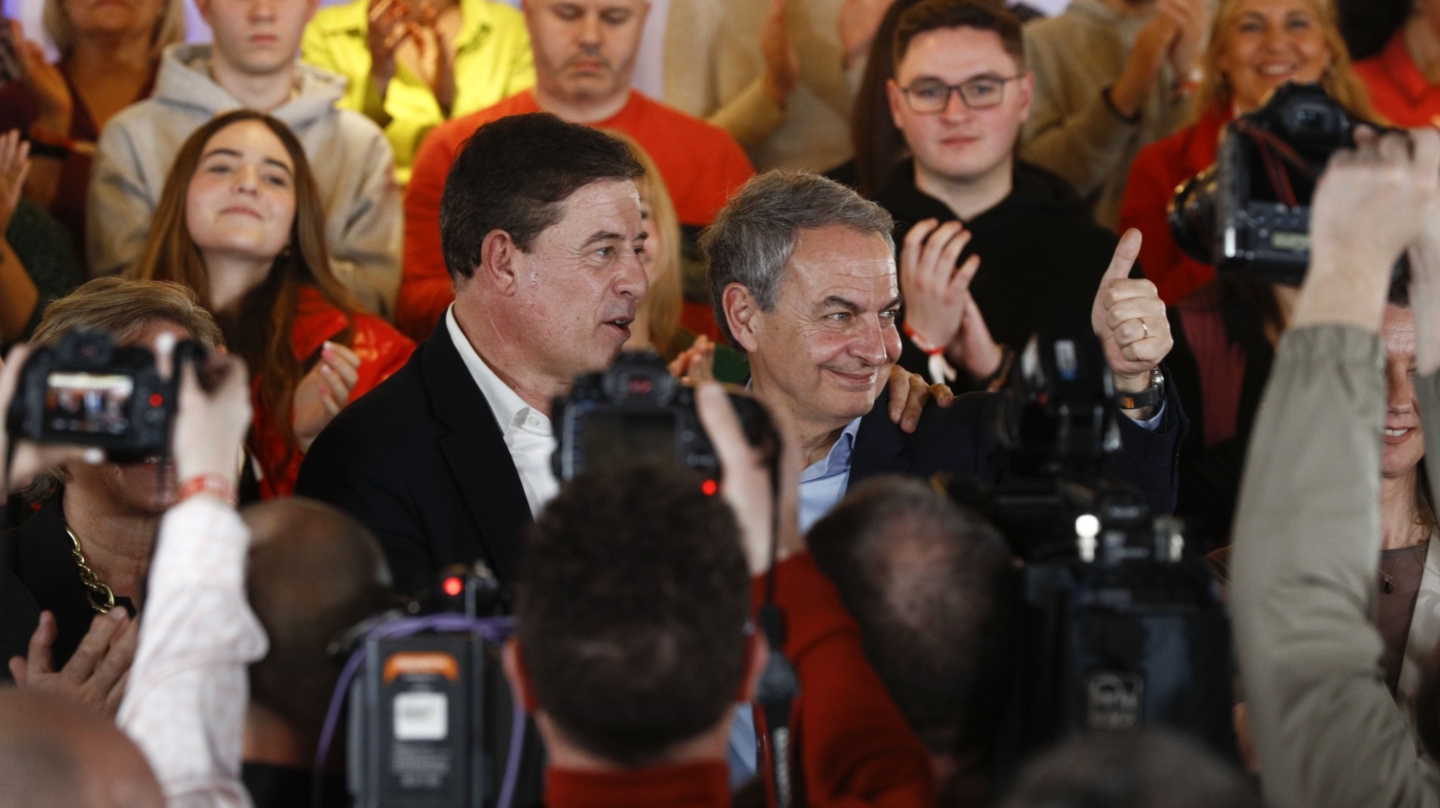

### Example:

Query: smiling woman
xmin=130 ymin=110 xmax=415 ymax=499
xmin=1117 ymin=0 xmax=1378 ymax=305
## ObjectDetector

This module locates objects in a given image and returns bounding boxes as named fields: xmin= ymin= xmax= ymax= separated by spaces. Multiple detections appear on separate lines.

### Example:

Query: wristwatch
xmin=1115 ymin=367 xmax=1165 ymax=410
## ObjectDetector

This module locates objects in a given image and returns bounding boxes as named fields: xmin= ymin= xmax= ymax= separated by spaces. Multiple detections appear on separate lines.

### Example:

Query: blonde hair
xmin=603 ymin=131 xmax=687 ymax=359
xmin=43 ymin=0 xmax=186 ymax=58
xmin=1191 ymin=0 xmax=1376 ymax=122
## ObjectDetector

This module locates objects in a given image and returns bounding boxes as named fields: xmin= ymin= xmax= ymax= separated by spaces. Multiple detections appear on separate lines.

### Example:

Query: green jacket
xmin=301 ymin=0 xmax=534 ymax=184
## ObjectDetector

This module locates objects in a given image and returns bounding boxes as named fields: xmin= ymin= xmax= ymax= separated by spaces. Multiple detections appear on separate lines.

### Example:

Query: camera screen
xmin=582 ymin=411 xmax=678 ymax=470
xmin=43 ymin=371 xmax=134 ymax=436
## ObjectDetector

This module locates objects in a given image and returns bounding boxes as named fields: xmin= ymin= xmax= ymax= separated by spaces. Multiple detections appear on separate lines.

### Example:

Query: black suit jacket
xmin=295 ymin=318 xmax=531 ymax=596
xmin=848 ymin=383 xmax=1184 ymax=516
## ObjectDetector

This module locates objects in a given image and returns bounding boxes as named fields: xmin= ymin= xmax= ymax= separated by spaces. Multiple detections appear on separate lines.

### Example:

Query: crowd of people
xmin=2 ymin=0 xmax=1440 ymax=805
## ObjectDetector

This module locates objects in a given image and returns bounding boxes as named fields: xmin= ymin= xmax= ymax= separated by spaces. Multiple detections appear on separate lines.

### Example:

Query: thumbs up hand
xmin=1092 ymin=229 xmax=1172 ymax=390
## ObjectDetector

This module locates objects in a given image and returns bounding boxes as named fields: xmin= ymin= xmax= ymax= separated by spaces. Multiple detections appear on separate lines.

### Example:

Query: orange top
xmin=397 ymin=89 xmax=755 ymax=342
xmin=1354 ymin=32 xmax=1440 ymax=129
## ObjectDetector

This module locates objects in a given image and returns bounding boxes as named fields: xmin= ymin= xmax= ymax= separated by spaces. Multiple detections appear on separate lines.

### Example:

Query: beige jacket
xmin=661 ymin=0 xmax=858 ymax=171
xmin=1232 ymin=324 xmax=1440 ymax=808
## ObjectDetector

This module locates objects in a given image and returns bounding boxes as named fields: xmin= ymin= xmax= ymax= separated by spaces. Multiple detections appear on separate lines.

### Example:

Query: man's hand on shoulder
xmin=1091 ymin=229 xmax=1172 ymax=420
xmin=886 ymin=364 xmax=955 ymax=434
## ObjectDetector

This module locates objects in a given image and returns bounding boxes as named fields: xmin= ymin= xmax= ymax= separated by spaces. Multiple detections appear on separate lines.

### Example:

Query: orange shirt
xmin=1354 ymin=32 xmax=1440 ymax=129
xmin=398 ymin=89 xmax=755 ymax=342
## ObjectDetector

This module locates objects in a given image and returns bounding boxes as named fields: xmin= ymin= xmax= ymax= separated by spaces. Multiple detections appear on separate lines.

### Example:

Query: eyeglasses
xmin=898 ymin=74 xmax=1026 ymax=114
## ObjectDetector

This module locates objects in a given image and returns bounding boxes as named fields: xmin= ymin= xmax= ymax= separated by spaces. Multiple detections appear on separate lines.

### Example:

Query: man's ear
xmin=722 ymin=283 xmax=763 ymax=354
xmin=738 ymin=634 xmax=771 ymax=704
xmin=1016 ymin=71 xmax=1035 ymax=124
xmin=501 ymin=639 xmax=540 ymax=713
xmin=887 ymin=78 xmax=906 ymax=133
xmin=478 ymin=229 xmax=522 ymax=296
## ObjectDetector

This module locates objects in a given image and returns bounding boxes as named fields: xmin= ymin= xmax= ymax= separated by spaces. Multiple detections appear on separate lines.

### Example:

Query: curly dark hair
xmin=515 ymin=463 xmax=751 ymax=768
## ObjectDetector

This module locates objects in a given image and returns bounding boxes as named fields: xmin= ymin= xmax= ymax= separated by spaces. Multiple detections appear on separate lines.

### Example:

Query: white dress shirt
xmin=446 ymin=306 xmax=560 ymax=516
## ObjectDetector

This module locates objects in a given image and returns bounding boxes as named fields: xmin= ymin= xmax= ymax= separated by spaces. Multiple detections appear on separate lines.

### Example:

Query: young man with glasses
xmin=876 ymin=0 xmax=1133 ymax=388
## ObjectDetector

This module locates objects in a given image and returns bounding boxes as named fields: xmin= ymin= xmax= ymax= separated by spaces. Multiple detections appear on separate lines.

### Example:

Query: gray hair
xmin=702 ymin=171 xmax=895 ymax=349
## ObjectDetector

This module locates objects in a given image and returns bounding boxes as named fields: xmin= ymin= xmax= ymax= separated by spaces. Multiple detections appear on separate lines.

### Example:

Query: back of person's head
xmin=0 ymin=689 xmax=164 ymax=808
xmin=702 ymin=170 xmax=894 ymax=351
xmin=439 ymin=113 xmax=645 ymax=282
xmin=243 ymin=498 xmax=394 ymax=741
xmin=513 ymin=463 xmax=751 ymax=768
xmin=43 ymin=0 xmax=186 ymax=58
xmin=893 ymin=0 xmax=1026 ymax=73
xmin=807 ymin=476 xmax=1010 ymax=745
xmin=999 ymin=731 xmax=1260 ymax=808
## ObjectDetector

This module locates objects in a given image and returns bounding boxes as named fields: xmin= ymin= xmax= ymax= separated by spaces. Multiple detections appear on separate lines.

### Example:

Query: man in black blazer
xmin=704 ymin=171 xmax=1181 ymax=534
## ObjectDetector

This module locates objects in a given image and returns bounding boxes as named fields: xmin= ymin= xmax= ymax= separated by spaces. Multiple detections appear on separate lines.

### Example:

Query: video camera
xmin=938 ymin=334 xmax=1236 ymax=770
xmin=551 ymin=350 xmax=776 ymax=484
xmin=341 ymin=563 xmax=540 ymax=808
xmin=6 ymin=329 xmax=206 ymax=463
xmin=1169 ymin=82 xmax=1389 ymax=285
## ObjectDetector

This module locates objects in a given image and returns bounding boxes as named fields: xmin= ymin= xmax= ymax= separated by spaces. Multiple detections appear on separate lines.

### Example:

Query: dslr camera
xmin=940 ymin=334 xmax=1236 ymax=771
xmin=6 ymin=329 xmax=204 ymax=463
xmin=1169 ymin=82 xmax=1386 ymax=285
xmin=551 ymin=351 xmax=775 ymax=484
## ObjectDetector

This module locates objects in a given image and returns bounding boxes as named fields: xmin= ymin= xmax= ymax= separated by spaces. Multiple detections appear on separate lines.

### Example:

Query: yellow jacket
xmin=302 ymin=0 xmax=534 ymax=184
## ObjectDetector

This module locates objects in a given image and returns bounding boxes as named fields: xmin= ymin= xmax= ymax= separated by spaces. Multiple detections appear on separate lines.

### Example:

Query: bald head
xmin=243 ymin=498 xmax=393 ymax=737
xmin=0 ymin=690 xmax=163 ymax=808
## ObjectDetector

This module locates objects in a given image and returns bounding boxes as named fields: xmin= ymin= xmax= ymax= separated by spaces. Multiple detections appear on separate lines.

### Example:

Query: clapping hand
xmin=293 ymin=342 xmax=360 ymax=452
xmin=899 ymin=219 xmax=1003 ymax=380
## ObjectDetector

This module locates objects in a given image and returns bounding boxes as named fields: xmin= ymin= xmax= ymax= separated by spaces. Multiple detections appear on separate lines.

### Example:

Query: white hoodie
xmin=88 ymin=43 xmax=402 ymax=318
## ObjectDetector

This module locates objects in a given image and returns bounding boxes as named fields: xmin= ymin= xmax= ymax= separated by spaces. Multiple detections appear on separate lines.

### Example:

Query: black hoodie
xmin=875 ymin=159 xmax=1125 ymax=382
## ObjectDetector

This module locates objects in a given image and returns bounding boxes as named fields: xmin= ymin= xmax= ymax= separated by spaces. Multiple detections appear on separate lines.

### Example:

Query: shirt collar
xmin=445 ymin=306 xmax=551 ymax=436
xmin=799 ymin=418 xmax=862 ymax=483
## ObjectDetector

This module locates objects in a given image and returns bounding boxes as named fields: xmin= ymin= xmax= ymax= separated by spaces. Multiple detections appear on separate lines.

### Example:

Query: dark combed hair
xmin=439 ymin=112 xmax=645 ymax=280
xmin=894 ymin=0 xmax=1025 ymax=70
xmin=515 ymin=463 xmax=751 ymax=768
xmin=999 ymin=730 xmax=1261 ymax=808
xmin=806 ymin=476 xmax=1010 ymax=741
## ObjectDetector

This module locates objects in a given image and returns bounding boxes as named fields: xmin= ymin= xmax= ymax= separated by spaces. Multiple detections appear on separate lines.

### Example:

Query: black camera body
xmin=943 ymin=334 xmax=1236 ymax=774
xmin=552 ymin=351 xmax=774 ymax=484
xmin=6 ymin=329 xmax=204 ymax=463
xmin=1169 ymin=82 xmax=1380 ymax=285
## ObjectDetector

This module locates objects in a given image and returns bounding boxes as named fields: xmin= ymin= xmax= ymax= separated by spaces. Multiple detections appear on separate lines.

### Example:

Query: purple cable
xmin=311 ymin=614 xmax=520 ymax=808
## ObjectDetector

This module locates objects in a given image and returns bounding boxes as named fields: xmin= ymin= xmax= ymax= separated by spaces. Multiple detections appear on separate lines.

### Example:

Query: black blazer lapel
xmin=847 ymin=389 xmax=911 ymax=493
xmin=421 ymin=318 xmax=532 ymax=581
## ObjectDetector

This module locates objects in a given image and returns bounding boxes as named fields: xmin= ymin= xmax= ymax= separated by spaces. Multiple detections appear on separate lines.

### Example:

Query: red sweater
xmin=544 ymin=552 xmax=936 ymax=808
xmin=250 ymin=285 xmax=415 ymax=499
xmin=1117 ymin=105 xmax=1232 ymax=305
xmin=397 ymin=89 xmax=755 ymax=342
xmin=1355 ymin=32 xmax=1440 ymax=129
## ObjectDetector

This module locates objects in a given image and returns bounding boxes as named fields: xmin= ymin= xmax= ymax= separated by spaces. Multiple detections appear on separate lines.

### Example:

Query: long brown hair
xmin=1192 ymin=0 xmax=1378 ymax=122
xmin=603 ymin=130 xmax=687 ymax=359
xmin=851 ymin=0 xmax=926 ymax=198
xmin=132 ymin=110 xmax=359 ymax=463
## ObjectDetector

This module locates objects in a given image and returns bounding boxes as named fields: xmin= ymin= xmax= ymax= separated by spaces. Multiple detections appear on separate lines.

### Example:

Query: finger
xmin=88 ymin=614 xmax=138 ymax=699
xmin=1100 ymin=229 xmax=1145 ymax=285
xmin=1100 ymin=277 xmax=1161 ymax=309
xmin=104 ymin=669 xmax=131 ymax=717
xmin=62 ymin=610 xmax=126 ymax=684
xmin=899 ymin=373 xmax=928 ymax=433
xmin=901 ymin=219 xmax=941 ymax=283
xmin=1106 ymin=297 xmax=1167 ymax=331
xmin=22 ymin=611 xmax=57 ymax=678
xmin=919 ymin=221 xmax=967 ymax=288
xmin=1377 ymin=129 xmax=1413 ymax=165
xmin=322 ymin=353 xmax=360 ymax=393
xmin=319 ymin=364 xmax=356 ymax=404
xmin=8 ymin=656 xmax=24 ymax=686
xmin=930 ymin=382 xmax=956 ymax=408
xmin=887 ymin=366 xmax=910 ymax=423
xmin=954 ymin=253 xmax=982 ymax=291
xmin=1412 ymin=127 xmax=1440 ymax=179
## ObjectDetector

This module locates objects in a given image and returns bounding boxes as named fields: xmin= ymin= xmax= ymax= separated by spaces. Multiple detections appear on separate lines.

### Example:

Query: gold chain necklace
xmin=65 ymin=525 xmax=116 ymax=614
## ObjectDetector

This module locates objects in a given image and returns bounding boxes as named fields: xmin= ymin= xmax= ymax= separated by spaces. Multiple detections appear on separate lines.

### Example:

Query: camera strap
xmin=755 ymin=472 xmax=799 ymax=808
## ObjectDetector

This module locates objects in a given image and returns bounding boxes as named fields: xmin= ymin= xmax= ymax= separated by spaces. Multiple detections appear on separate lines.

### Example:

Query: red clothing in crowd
xmin=0 ymin=61 xmax=157 ymax=272
xmin=1118 ymin=105 xmax=1231 ymax=305
xmin=397 ymin=89 xmax=755 ymax=342
xmin=1354 ymin=32 xmax=1440 ymax=129
xmin=251 ymin=285 xmax=415 ymax=499
xmin=543 ymin=552 xmax=936 ymax=808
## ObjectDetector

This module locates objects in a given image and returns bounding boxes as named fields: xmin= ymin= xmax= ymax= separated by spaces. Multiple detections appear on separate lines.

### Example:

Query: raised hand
xmin=367 ymin=0 xmax=414 ymax=93
xmin=0 ymin=129 xmax=30 ymax=231
xmin=761 ymin=0 xmax=800 ymax=105
xmin=1091 ymin=229 xmax=1172 ymax=390
xmin=668 ymin=334 xmax=717 ymax=382
xmin=11 ymin=22 xmax=72 ymax=134
xmin=899 ymin=219 xmax=1003 ymax=379
xmin=885 ymin=364 xmax=955 ymax=434
xmin=293 ymin=341 xmax=361 ymax=451
xmin=10 ymin=610 xmax=138 ymax=718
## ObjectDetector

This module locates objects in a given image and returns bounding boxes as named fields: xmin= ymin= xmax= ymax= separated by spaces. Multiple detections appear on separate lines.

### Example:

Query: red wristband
xmin=178 ymin=473 xmax=238 ymax=508
xmin=903 ymin=321 xmax=946 ymax=357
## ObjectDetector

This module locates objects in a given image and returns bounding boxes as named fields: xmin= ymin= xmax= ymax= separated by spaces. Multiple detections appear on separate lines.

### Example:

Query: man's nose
xmin=616 ymin=250 xmax=648 ymax=300
xmin=851 ymin=318 xmax=890 ymax=366
xmin=578 ymin=10 xmax=602 ymax=45
xmin=249 ymin=0 xmax=276 ymax=21
xmin=940 ymin=88 xmax=972 ymax=120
